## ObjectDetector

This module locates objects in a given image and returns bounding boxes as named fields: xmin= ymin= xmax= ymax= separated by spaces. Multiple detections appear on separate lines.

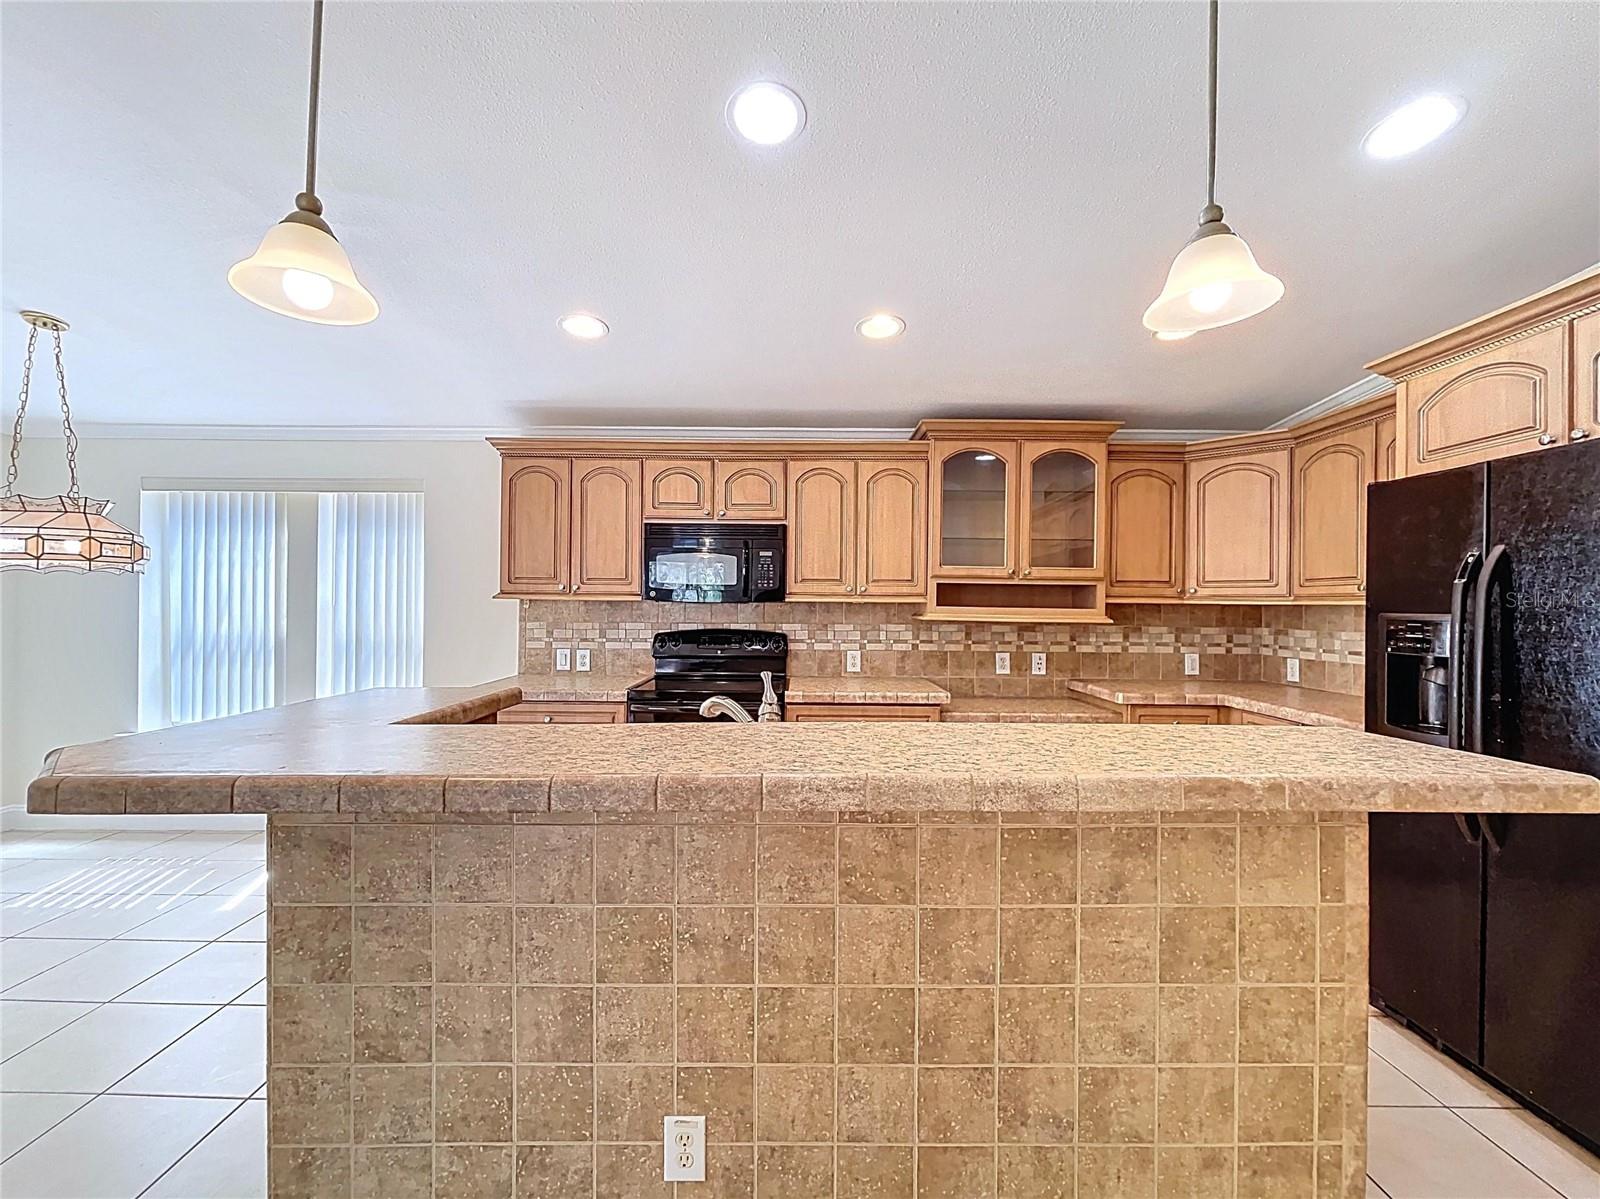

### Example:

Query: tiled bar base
xmin=265 ymin=809 xmax=1369 ymax=1199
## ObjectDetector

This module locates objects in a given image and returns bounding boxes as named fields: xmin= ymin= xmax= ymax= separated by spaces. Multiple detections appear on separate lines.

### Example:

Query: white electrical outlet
xmin=1183 ymin=653 xmax=1200 ymax=677
xmin=575 ymin=649 xmax=591 ymax=672
xmin=1031 ymin=652 xmax=1047 ymax=676
xmin=663 ymin=1115 xmax=706 ymax=1182
xmin=845 ymin=649 xmax=862 ymax=673
xmin=995 ymin=652 xmax=1011 ymax=675
xmin=1286 ymin=657 xmax=1301 ymax=683
xmin=554 ymin=648 xmax=571 ymax=672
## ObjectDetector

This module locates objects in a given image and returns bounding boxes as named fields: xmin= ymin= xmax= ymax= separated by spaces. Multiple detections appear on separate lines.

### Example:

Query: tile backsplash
xmin=519 ymin=603 xmax=1365 ymax=697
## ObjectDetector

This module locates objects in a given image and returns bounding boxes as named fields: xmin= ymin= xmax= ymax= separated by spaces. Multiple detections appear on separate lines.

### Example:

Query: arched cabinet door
xmin=1574 ymin=311 xmax=1600 ymax=442
xmin=857 ymin=461 xmax=927 ymax=597
xmin=1019 ymin=441 xmax=1106 ymax=580
xmin=1293 ymin=424 xmax=1375 ymax=598
xmin=1107 ymin=459 xmax=1184 ymax=598
xmin=788 ymin=461 xmax=857 ymax=596
xmin=931 ymin=443 xmax=1016 ymax=578
xmin=643 ymin=459 xmax=713 ymax=518
xmin=1185 ymin=447 xmax=1292 ymax=599
xmin=501 ymin=458 xmax=570 ymax=595
xmin=1401 ymin=325 xmax=1568 ymax=475
xmin=571 ymin=458 xmax=642 ymax=597
xmin=1375 ymin=412 xmax=1398 ymax=482
xmin=715 ymin=460 xmax=787 ymax=520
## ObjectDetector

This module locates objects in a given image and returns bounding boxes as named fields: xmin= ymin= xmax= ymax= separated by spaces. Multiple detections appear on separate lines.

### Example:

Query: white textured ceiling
xmin=1 ymin=1 xmax=1596 ymax=434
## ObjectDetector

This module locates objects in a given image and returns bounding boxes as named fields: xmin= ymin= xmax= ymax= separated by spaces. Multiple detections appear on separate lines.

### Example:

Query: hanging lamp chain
xmin=53 ymin=328 xmax=82 ymax=498
xmin=3 ymin=326 xmax=36 ymax=499
xmin=4 ymin=324 xmax=82 ymax=501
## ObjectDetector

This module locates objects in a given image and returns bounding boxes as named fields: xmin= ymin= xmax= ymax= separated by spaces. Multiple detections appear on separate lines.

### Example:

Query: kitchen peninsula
xmin=28 ymin=684 xmax=1600 ymax=1199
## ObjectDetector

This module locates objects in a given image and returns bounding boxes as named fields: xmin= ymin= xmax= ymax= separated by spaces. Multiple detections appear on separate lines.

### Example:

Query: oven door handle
xmin=1446 ymin=550 xmax=1482 ymax=751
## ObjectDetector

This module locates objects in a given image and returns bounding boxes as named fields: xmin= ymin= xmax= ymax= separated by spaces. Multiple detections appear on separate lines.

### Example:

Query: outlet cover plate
xmin=554 ymin=648 xmax=571 ymax=672
xmin=1031 ymin=652 xmax=1047 ymax=676
xmin=845 ymin=649 xmax=862 ymax=673
xmin=995 ymin=652 xmax=1011 ymax=675
xmin=663 ymin=1115 xmax=706 ymax=1182
xmin=1183 ymin=653 xmax=1199 ymax=676
xmin=1286 ymin=658 xmax=1301 ymax=683
xmin=575 ymin=649 xmax=591 ymax=672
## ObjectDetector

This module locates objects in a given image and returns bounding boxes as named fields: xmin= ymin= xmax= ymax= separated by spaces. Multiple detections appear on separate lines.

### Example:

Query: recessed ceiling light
xmin=727 ymin=82 xmax=806 ymax=146
xmin=856 ymin=313 xmax=906 ymax=340
xmin=1154 ymin=330 xmax=1196 ymax=342
xmin=1362 ymin=94 xmax=1466 ymax=160
xmin=558 ymin=313 xmax=609 ymax=340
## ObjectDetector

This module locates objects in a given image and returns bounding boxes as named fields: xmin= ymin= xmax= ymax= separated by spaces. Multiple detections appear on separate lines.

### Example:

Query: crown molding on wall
xmin=65 ymin=379 xmax=1392 ymax=444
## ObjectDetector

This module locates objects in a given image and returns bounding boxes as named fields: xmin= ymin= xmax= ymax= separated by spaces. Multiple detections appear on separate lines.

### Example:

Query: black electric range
xmin=625 ymin=628 xmax=787 ymax=723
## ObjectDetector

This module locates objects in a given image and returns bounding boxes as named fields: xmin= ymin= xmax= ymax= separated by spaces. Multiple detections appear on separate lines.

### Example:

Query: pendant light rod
xmin=1206 ymin=0 xmax=1218 ymax=211
xmin=303 ymin=0 xmax=323 ymax=200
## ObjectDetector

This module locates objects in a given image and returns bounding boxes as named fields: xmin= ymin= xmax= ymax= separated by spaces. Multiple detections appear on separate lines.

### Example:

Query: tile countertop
xmin=940 ymin=697 xmax=1120 ymax=723
xmin=512 ymin=673 xmax=650 ymax=703
xmin=1065 ymin=680 xmax=1365 ymax=729
xmin=26 ymin=678 xmax=1600 ymax=818
xmin=784 ymin=676 xmax=951 ymax=704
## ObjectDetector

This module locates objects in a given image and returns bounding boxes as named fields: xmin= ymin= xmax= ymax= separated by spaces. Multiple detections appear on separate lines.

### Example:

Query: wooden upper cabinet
xmin=571 ymin=458 xmax=642 ymax=597
xmin=1185 ymin=445 xmax=1292 ymax=599
xmin=1107 ymin=456 xmax=1185 ymax=599
xmin=1398 ymin=326 xmax=1568 ymax=475
xmin=715 ymin=460 xmax=787 ymax=520
xmin=857 ymin=460 xmax=927 ymax=598
xmin=501 ymin=457 xmax=570 ymax=596
xmin=1574 ymin=311 xmax=1600 ymax=442
xmin=1293 ymin=421 xmax=1375 ymax=599
xmin=788 ymin=460 xmax=856 ymax=596
xmin=642 ymin=459 xmax=713 ymax=519
xmin=930 ymin=441 xmax=1017 ymax=579
xmin=1375 ymin=411 xmax=1398 ymax=481
xmin=1019 ymin=441 xmax=1106 ymax=580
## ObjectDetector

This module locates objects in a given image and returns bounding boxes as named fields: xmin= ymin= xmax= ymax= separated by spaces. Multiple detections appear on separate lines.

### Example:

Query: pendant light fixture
xmin=1 ymin=312 xmax=149 ymax=574
xmin=1143 ymin=0 xmax=1283 ymax=336
xmin=229 ymin=0 xmax=378 ymax=325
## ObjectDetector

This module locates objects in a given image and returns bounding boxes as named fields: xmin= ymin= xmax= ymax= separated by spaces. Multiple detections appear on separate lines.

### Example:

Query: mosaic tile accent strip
xmin=265 ymin=810 xmax=1368 ymax=1198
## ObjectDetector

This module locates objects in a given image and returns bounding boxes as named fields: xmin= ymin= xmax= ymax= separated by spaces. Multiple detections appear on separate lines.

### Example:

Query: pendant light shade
xmin=1143 ymin=1 xmax=1282 ymax=336
xmin=229 ymin=196 xmax=378 ymax=325
xmin=230 ymin=0 xmax=377 ymax=325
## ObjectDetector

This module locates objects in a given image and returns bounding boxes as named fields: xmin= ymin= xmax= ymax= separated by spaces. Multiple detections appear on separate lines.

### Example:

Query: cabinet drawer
xmin=784 ymin=703 xmax=942 ymax=722
xmin=1229 ymin=709 xmax=1303 ymax=727
xmin=499 ymin=701 xmax=626 ymax=724
xmin=1127 ymin=705 xmax=1222 ymax=725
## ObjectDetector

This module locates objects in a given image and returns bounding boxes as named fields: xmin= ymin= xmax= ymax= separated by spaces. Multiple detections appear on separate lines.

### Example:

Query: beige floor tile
xmin=0 ymin=833 xmax=115 ymax=861
xmin=0 ymin=898 xmax=104 ymax=937
xmin=0 ymin=1093 xmax=235 ymax=1198
xmin=0 ymin=1092 xmax=91 ymax=1160
xmin=1456 ymin=1108 xmax=1600 ymax=1199
xmin=142 ymin=1099 xmax=265 ymax=1199
xmin=1368 ymin=1106 xmax=1561 ymax=1198
xmin=1369 ymin=1017 xmax=1517 ymax=1109
xmin=1369 ymin=1050 xmax=1442 ymax=1107
xmin=0 ymin=1002 xmax=216 ymax=1094
xmin=122 ymin=895 xmax=265 ymax=942
xmin=218 ymin=912 xmax=267 ymax=942
xmin=0 ymin=1001 xmax=97 ymax=1062
xmin=110 ymin=1007 xmax=265 ymax=1099
xmin=7 ymin=894 xmax=187 ymax=940
xmin=0 ymin=938 xmax=101 ymax=990
xmin=117 ymin=942 xmax=264 ymax=1004
xmin=4 ymin=939 xmax=199 ymax=1002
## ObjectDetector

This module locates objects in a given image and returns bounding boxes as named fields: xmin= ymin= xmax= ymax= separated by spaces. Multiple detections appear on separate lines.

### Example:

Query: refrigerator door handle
xmin=1453 ymin=813 xmax=1482 ymax=845
xmin=1447 ymin=550 xmax=1483 ymax=751
xmin=1470 ymin=544 xmax=1509 ymax=755
xmin=1479 ymin=813 xmax=1508 ymax=853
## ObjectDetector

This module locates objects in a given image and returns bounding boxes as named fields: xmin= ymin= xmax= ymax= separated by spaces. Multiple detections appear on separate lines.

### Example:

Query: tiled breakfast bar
xmin=27 ymin=684 xmax=1600 ymax=1199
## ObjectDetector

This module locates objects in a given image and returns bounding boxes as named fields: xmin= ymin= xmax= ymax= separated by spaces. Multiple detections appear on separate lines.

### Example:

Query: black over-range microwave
xmin=642 ymin=523 xmax=785 ymax=603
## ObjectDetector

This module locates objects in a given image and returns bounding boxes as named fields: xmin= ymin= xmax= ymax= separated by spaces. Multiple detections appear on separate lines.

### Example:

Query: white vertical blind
xmin=137 ymin=491 xmax=286 ymax=729
xmin=316 ymin=491 xmax=424 ymax=697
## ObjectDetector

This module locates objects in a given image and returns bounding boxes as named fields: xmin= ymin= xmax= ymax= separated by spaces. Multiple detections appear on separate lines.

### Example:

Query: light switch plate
xmin=1286 ymin=657 xmax=1301 ymax=683
xmin=575 ymin=649 xmax=591 ymax=673
xmin=1031 ymin=653 xmax=1047 ymax=676
xmin=1183 ymin=653 xmax=1199 ymax=676
xmin=663 ymin=1115 xmax=706 ymax=1182
xmin=554 ymin=648 xmax=571 ymax=672
xmin=995 ymin=652 xmax=1011 ymax=675
xmin=845 ymin=649 xmax=862 ymax=673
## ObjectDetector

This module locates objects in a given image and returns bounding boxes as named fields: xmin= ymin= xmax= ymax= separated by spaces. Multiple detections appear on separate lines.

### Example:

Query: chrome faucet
xmin=698 ymin=695 xmax=754 ymax=723
xmin=757 ymin=670 xmax=781 ymax=722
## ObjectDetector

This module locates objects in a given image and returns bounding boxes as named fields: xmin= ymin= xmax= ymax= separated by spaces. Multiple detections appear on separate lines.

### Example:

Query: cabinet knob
xmin=1187 ymin=587 xmax=1198 ymax=595
xmin=846 ymin=584 xmax=856 ymax=594
xmin=556 ymin=584 xmax=566 ymax=592
xmin=1538 ymin=434 xmax=1557 ymax=446
xmin=1023 ymin=568 xmax=1032 ymax=577
xmin=1358 ymin=583 xmax=1366 ymax=592
xmin=1572 ymin=429 xmax=1590 ymax=441
xmin=542 ymin=715 xmax=553 ymax=723
xmin=719 ymin=509 xmax=727 ymax=517
xmin=572 ymin=584 xmax=581 ymax=593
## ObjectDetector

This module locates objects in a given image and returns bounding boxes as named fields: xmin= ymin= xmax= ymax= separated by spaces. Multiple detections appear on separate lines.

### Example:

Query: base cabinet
xmin=785 ymin=703 xmax=941 ymax=722
xmin=1126 ymin=705 xmax=1223 ymax=725
xmin=498 ymin=701 xmax=627 ymax=724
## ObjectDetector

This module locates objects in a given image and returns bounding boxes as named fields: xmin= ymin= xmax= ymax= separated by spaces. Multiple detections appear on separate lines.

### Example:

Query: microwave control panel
xmin=752 ymin=549 xmax=780 ymax=589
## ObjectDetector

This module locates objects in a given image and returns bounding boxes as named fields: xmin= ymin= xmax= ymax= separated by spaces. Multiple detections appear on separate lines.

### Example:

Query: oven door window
xmin=648 ymin=550 xmax=742 ymax=602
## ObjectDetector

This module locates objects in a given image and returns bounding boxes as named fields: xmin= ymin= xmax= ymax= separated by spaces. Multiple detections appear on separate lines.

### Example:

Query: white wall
xmin=0 ymin=436 xmax=518 ymax=826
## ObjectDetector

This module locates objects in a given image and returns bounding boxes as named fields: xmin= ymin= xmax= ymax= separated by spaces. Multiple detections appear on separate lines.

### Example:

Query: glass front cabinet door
xmin=1019 ymin=441 xmax=1107 ymax=579
xmin=932 ymin=443 xmax=1017 ymax=577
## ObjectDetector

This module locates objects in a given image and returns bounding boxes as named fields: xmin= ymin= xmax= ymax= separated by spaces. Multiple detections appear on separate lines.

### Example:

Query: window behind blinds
xmin=315 ymin=491 xmax=424 ymax=697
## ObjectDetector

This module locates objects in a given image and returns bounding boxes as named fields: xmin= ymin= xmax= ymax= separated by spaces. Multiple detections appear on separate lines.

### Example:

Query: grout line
xmin=132 ymin=1093 xmax=252 ymax=1198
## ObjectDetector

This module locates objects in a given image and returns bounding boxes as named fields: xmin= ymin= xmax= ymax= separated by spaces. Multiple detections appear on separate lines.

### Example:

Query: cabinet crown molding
xmin=913 ymin=418 xmax=1122 ymax=440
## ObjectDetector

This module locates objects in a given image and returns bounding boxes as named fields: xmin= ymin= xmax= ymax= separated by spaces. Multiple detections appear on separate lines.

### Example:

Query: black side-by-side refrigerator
xmin=1366 ymin=437 xmax=1600 ymax=1153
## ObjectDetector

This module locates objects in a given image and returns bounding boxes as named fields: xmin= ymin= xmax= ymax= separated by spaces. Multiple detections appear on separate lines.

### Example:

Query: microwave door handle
xmin=1469 ymin=544 xmax=1508 ymax=755
xmin=1446 ymin=550 xmax=1482 ymax=751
